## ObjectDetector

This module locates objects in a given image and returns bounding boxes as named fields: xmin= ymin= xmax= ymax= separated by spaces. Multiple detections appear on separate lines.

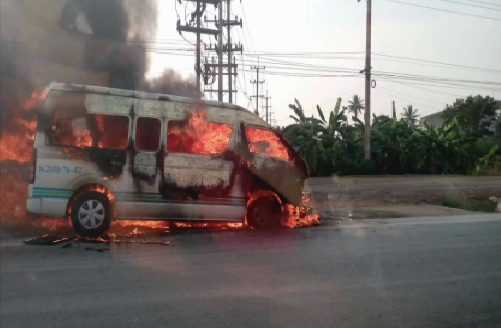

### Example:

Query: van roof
xmin=48 ymin=82 xmax=261 ymax=118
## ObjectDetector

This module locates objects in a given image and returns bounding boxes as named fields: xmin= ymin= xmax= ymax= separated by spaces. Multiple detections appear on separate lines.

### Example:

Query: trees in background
xmin=401 ymin=105 xmax=420 ymax=128
xmin=282 ymin=97 xmax=501 ymax=176
xmin=442 ymin=95 xmax=498 ymax=138
xmin=347 ymin=95 xmax=365 ymax=120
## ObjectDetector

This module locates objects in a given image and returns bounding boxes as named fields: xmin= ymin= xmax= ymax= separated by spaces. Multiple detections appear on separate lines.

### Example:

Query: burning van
xmin=26 ymin=83 xmax=314 ymax=236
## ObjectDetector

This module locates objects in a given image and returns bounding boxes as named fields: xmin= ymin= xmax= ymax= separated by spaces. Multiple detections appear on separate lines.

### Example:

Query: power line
xmin=437 ymin=0 xmax=501 ymax=11
xmin=384 ymin=80 xmax=470 ymax=98
xmin=385 ymin=0 xmax=501 ymax=21
xmin=464 ymin=0 xmax=501 ymax=7
xmin=372 ymin=53 xmax=501 ymax=74
xmin=373 ymin=87 xmax=443 ymax=112
xmin=377 ymin=79 xmax=501 ymax=93
xmin=378 ymin=85 xmax=447 ymax=105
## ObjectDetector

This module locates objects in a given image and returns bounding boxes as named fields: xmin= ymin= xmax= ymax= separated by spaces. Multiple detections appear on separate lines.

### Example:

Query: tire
xmin=71 ymin=192 xmax=111 ymax=237
xmin=246 ymin=196 xmax=282 ymax=229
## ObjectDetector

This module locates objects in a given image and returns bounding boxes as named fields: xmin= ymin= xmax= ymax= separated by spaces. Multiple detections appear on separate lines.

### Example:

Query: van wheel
xmin=71 ymin=192 xmax=111 ymax=237
xmin=246 ymin=196 xmax=282 ymax=229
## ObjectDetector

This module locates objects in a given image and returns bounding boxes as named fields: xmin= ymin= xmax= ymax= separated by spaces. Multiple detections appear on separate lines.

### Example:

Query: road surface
xmin=2 ymin=214 xmax=501 ymax=328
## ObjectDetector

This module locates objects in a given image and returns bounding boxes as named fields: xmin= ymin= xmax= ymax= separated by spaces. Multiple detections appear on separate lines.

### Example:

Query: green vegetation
xmin=439 ymin=196 xmax=498 ymax=213
xmin=282 ymin=96 xmax=501 ymax=176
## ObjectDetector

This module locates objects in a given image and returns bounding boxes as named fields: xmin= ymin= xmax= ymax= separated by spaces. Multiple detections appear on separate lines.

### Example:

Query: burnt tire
xmin=71 ymin=192 xmax=111 ymax=237
xmin=246 ymin=196 xmax=282 ymax=229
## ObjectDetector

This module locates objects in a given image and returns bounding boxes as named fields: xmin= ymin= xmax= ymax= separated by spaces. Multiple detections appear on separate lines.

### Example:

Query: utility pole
xmin=250 ymin=65 xmax=265 ymax=116
xmin=227 ymin=0 xmax=232 ymax=103
xmin=358 ymin=0 xmax=371 ymax=160
xmin=264 ymin=90 xmax=271 ymax=123
xmin=177 ymin=0 xmax=220 ymax=98
xmin=196 ymin=1 xmax=201 ymax=94
xmin=203 ymin=0 xmax=242 ymax=103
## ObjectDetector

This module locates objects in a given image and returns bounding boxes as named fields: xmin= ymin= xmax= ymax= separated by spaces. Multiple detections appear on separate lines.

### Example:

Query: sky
xmin=148 ymin=0 xmax=501 ymax=126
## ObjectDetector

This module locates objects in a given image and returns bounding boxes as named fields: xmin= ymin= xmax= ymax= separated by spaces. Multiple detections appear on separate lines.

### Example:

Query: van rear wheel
xmin=246 ymin=196 xmax=282 ymax=229
xmin=71 ymin=192 xmax=111 ymax=237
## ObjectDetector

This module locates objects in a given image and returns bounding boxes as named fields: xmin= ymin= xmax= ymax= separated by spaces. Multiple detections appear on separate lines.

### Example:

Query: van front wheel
xmin=246 ymin=196 xmax=282 ymax=229
xmin=71 ymin=192 xmax=111 ymax=237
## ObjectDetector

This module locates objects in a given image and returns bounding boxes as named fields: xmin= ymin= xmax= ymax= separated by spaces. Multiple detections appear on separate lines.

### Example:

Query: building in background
xmin=419 ymin=111 xmax=445 ymax=130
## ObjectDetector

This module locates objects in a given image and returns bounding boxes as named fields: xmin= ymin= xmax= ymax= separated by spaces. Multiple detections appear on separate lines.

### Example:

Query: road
xmin=2 ymin=214 xmax=501 ymax=328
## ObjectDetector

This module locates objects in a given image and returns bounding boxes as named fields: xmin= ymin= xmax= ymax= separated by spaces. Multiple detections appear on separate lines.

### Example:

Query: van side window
xmin=50 ymin=110 xmax=92 ymax=147
xmin=88 ymin=114 xmax=129 ymax=149
xmin=167 ymin=118 xmax=233 ymax=155
xmin=50 ymin=111 xmax=129 ymax=149
xmin=135 ymin=117 xmax=161 ymax=152
xmin=245 ymin=127 xmax=289 ymax=159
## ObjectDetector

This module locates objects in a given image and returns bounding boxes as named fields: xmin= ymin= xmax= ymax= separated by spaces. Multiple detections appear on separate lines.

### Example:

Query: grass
xmin=440 ymin=196 xmax=498 ymax=213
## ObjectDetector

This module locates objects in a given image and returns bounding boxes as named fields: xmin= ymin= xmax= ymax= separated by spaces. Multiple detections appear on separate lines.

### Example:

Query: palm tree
xmin=348 ymin=95 xmax=365 ymax=120
xmin=401 ymin=105 xmax=420 ymax=128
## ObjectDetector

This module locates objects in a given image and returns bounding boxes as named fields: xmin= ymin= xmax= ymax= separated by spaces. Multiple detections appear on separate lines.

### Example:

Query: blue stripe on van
xmin=32 ymin=187 xmax=246 ymax=205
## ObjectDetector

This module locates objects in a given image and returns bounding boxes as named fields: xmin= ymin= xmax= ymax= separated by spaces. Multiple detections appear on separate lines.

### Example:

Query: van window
xmin=167 ymin=116 xmax=233 ymax=155
xmin=88 ymin=114 xmax=129 ymax=149
xmin=50 ymin=111 xmax=129 ymax=149
xmin=50 ymin=110 xmax=92 ymax=147
xmin=245 ymin=127 xmax=289 ymax=159
xmin=135 ymin=117 xmax=161 ymax=151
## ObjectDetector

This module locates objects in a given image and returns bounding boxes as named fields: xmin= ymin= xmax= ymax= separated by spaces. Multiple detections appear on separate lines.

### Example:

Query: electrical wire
xmin=374 ymin=88 xmax=447 ymax=111
xmin=464 ymin=0 xmax=501 ymax=7
xmin=377 ymin=85 xmax=447 ymax=105
xmin=383 ymin=80 xmax=470 ymax=98
xmin=385 ymin=0 xmax=501 ymax=22
xmin=372 ymin=53 xmax=501 ymax=74
xmin=437 ymin=0 xmax=501 ymax=11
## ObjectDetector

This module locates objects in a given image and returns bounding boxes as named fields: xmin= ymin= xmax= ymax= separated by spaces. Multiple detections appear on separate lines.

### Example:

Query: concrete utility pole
xmin=196 ymin=1 xmax=201 ymax=94
xmin=264 ymin=90 xmax=271 ymax=123
xmin=203 ymin=0 xmax=242 ymax=103
xmin=218 ymin=2 xmax=223 ymax=101
xmin=250 ymin=65 xmax=265 ymax=116
xmin=177 ymin=0 xmax=220 ymax=98
xmin=358 ymin=0 xmax=372 ymax=160
xmin=227 ymin=0 xmax=232 ymax=103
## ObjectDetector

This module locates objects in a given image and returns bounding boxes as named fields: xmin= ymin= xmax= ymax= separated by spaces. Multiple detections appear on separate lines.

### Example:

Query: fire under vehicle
xmin=26 ymin=84 xmax=313 ymax=236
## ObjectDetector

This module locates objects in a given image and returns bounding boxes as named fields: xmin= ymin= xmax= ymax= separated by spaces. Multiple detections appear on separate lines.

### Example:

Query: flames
xmin=0 ymin=91 xmax=40 ymax=162
xmin=245 ymin=127 xmax=289 ymax=159
xmin=246 ymin=189 xmax=320 ymax=228
xmin=167 ymin=109 xmax=233 ymax=155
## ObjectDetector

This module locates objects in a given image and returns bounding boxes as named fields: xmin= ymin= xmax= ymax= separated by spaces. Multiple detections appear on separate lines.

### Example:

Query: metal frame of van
xmin=27 ymin=83 xmax=308 ymax=234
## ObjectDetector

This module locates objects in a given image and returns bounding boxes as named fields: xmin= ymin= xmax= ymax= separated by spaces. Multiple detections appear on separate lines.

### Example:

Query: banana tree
xmin=414 ymin=118 xmax=473 ymax=174
xmin=282 ymin=99 xmax=348 ymax=175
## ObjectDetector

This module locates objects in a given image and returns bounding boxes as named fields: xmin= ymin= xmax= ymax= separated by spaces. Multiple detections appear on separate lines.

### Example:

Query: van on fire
xmin=27 ymin=83 xmax=313 ymax=236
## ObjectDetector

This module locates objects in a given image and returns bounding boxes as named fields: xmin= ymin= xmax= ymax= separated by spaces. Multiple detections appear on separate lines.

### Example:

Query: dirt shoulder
xmin=306 ymin=175 xmax=501 ymax=219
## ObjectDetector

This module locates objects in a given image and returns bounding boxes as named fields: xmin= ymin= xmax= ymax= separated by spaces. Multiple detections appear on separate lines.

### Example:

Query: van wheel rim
xmin=78 ymin=200 xmax=105 ymax=229
xmin=253 ymin=207 xmax=270 ymax=227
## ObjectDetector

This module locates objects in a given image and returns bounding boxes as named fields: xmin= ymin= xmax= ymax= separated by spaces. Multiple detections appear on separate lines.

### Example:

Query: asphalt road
xmin=2 ymin=214 xmax=501 ymax=328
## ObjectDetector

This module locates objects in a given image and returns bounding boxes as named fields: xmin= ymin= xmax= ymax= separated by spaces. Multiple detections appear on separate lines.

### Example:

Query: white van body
xmin=27 ymin=84 xmax=307 ymax=234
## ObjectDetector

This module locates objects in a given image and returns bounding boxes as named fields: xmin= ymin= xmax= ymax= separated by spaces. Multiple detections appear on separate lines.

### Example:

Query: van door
xmin=116 ymin=99 xmax=165 ymax=218
xmin=243 ymin=126 xmax=305 ymax=206
xmin=162 ymin=106 xmax=243 ymax=221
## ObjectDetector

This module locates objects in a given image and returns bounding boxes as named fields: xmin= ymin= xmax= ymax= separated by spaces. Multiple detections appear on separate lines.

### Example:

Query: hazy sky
xmin=149 ymin=0 xmax=501 ymax=125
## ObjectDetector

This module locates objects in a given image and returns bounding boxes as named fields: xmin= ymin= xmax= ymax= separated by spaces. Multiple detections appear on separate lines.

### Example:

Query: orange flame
xmin=167 ymin=109 xmax=233 ymax=155
xmin=0 ymin=91 xmax=41 ymax=162
xmin=245 ymin=127 xmax=289 ymax=159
